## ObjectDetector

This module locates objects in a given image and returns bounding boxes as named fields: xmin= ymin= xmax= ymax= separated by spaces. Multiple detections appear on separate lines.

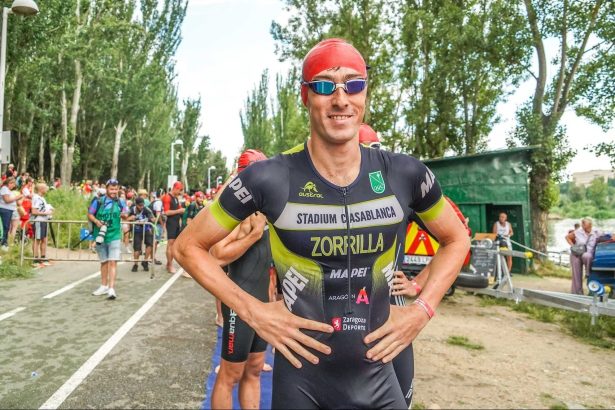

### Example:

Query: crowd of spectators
xmin=0 ymin=164 xmax=216 ymax=271
xmin=0 ymin=164 xmax=54 ymax=256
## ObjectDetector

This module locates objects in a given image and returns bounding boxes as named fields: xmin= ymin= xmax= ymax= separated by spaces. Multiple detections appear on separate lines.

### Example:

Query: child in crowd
xmin=31 ymin=183 xmax=53 ymax=266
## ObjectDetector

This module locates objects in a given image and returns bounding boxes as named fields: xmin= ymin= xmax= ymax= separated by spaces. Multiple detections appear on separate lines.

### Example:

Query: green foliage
xmin=508 ymin=105 xmax=575 ymax=211
xmin=590 ymin=142 xmax=615 ymax=170
xmin=3 ymin=0 xmax=217 ymax=191
xmin=46 ymin=189 xmax=90 ymax=221
xmin=240 ymin=69 xmax=309 ymax=156
xmin=176 ymin=97 xmax=204 ymax=190
xmin=446 ymin=335 xmax=485 ymax=350
xmin=530 ymin=259 xmax=571 ymax=279
xmin=44 ymin=189 xmax=92 ymax=248
xmin=188 ymin=147 xmax=229 ymax=191
xmin=552 ymin=179 xmax=615 ymax=219
xmin=240 ymin=71 xmax=275 ymax=156
xmin=506 ymin=0 xmax=613 ymax=250
xmin=270 ymin=69 xmax=310 ymax=153
xmin=0 ymin=246 xmax=34 ymax=280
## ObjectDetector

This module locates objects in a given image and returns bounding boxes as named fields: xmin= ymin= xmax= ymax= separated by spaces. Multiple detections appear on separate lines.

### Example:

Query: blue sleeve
xmin=88 ymin=197 xmax=99 ymax=215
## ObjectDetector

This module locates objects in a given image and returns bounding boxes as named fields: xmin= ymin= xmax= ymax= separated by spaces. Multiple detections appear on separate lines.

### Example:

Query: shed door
xmin=486 ymin=204 xmax=526 ymax=273
xmin=457 ymin=204 xmax=485 ymax=235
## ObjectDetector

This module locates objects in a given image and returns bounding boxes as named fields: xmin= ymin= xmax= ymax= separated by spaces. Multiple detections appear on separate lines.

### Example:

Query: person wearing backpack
xmin=127 ymin=197 xmax=155 ymax=272
xmin=87 ymin=179 xmax=129 ymax=300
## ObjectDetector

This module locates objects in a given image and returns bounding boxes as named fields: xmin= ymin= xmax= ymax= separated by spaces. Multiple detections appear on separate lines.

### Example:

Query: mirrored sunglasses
xmin=303 ymin=78 xmax=367 ymax=96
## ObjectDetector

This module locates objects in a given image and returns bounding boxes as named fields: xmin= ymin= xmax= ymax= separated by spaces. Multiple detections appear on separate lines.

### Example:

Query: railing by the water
xmin=547 ymin=250 xmax=570 ymax=267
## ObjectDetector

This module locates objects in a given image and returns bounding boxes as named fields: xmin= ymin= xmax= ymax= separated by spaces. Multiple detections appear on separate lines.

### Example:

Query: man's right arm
xmin=174 ymin=166 xmax=333 ymax=368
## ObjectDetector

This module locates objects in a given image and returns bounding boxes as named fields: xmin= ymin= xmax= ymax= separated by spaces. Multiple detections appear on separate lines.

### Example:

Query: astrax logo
xmin=299 ymin=181 xmax=323 ymax=198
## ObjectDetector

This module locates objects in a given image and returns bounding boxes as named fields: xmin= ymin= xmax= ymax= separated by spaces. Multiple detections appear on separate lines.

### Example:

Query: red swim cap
xmin=237 ymin=149 xmax=267 ymax=173
xmin=358 ymin=123 xmax=379 ymax=144
xmin=172 ymin=181 xmax=183 ymax=191
xmin=301 ymin=38 xmax=368 ymax=105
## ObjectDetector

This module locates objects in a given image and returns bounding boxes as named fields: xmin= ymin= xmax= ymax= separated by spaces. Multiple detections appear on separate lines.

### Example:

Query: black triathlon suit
xmin=221 ymin=228 xmax=271 ymax=362
xmin=391 ymin=221 xmax=415 ymax=408
xmin=165 ymin=195 xmax=182 ymax=240
xmin=211 ymin=143 xmax=444 ymax=409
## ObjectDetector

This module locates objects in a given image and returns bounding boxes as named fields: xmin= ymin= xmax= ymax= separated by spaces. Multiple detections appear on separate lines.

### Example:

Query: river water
xmin=548 ymin=218 xmax=615 ymax=252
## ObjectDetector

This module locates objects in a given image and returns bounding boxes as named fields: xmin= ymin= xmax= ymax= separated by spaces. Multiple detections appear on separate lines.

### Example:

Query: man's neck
xmin=307 ymin=135 xmax=361 ymax=187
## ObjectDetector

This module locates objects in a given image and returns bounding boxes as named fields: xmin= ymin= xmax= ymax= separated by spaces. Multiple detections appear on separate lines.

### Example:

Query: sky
xmin=174 ymin=0 xmax=614 ymax=179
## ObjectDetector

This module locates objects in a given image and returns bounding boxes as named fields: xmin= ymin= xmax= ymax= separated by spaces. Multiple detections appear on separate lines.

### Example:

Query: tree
xmin=270 ymin=69 xmax=310 ymax=153
xmin=176 ymin=97 xmax=203 ymax=191
xmin=568 ymin=182 xmax=585 ymax=203
xmin=508 ymin=0 xmax=613 ymax=251
xmin=586 ymin=177 xmax=608 ymax=208
xmin=590 ymin=142 xmax=615 ymax=169
xmin=240 ymin=70 xmax=274 ymax=155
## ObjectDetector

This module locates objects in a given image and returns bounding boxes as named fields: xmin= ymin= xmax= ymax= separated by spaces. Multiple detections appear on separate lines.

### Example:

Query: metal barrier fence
xmin=547 ymin=251 xmax=570 ymax=267
xmin=20 ymin=220 xmax=159 ymax=274
xmin=467 ymin=286 xmax=615 ymax=325
xmin=510 ymin=238 xmax=570 ymax=267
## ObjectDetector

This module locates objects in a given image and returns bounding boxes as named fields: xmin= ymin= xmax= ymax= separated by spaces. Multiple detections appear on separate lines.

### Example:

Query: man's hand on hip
xmin=248 ymin=299 xmax=333 ymax=368
xmin=364 ymin=304 xmax=430 ymax=363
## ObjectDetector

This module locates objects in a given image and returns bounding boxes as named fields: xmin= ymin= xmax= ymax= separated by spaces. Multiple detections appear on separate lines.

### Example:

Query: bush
xmin=531 ymin=259 xmax=570 ymax=279
xmin=45 ymin=189 xmax=92 ymax=249
xmin=46 ymin=189 xmax=90 ymax=221
xmin=0 ymin=243 xmax=33 ymax=280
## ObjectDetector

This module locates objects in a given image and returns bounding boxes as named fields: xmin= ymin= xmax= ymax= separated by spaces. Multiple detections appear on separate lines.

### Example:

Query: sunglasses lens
xmin=346 ymin=79 xmax=367 ymax=94
xmin=370 ymin=142 xmax=381 ymax=149
xmin=309 ymin=81 xmax=336 ymax=95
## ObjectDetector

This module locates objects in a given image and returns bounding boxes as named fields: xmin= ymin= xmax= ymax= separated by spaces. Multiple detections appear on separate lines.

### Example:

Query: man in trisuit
xmin=208 ymin=149 xmax=272 ymax=409
xmin=162 ymin=181 xmax=185 ymax=273
xmin=175 ymin=38 xmax=469 ymax=408
xmin=359 ymin=122 xmax=416 ymax=407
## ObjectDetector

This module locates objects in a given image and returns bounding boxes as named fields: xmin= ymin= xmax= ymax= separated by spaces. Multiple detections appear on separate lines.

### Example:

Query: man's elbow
xmin=174 ymin=235 xmax=189 ymax=264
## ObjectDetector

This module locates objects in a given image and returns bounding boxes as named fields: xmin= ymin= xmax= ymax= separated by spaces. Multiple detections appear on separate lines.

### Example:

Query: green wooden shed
xmin=425 ymin=147 xmax=534 ymax=273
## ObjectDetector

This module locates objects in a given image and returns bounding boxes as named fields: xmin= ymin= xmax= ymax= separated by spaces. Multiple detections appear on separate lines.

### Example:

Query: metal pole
xmin=0 ymin=7 xmax=10 ymax=138
xmin=170 ymin=143 xmax=175 ymax=178
xmin=207 ymin=166 xmax=215 ymax=191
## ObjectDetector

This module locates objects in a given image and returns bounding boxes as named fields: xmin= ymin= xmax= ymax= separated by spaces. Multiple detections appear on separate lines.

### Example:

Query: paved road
xmin=0 ymin=250 xmax=217 ymax=409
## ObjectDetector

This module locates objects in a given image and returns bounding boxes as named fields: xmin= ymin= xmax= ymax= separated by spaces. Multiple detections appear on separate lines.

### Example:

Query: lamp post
xmin=169 ymin=139 xmax=183 ymax=189
xmin=207 ymin=166 xmax=216 ymax=192
xmin=0 ymin=0 xmax=39 ymax=147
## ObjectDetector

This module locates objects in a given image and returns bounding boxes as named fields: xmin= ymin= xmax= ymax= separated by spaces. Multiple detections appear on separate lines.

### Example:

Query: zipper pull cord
xmin=342 ymin=187 xmax=353 ymax=315
xmin=393 ymin=242 xmax=405 ymax=306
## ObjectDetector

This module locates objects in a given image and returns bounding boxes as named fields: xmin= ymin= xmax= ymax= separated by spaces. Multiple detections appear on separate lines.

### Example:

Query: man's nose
xmin=331 ymin=86 xmax=350 ymax=107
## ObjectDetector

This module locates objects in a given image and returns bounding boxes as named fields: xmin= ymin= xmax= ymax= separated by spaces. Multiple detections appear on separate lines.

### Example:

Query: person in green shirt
xmin=87 ymin=179 xmax=129 ymax=300
xmin=185 ymin=191 xmax=205 ymax=225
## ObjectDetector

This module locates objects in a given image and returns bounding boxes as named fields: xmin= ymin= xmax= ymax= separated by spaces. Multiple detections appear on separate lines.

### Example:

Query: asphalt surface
xmin=0 ymin=249 xmax=217 ymax=409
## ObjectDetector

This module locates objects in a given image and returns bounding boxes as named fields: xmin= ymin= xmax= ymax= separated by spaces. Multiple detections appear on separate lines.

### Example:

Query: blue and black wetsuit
xmin=210 ymin=143 xmax=444 ymax=408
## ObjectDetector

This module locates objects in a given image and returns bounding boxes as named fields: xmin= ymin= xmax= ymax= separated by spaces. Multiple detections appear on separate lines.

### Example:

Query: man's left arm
xmin=365 ymin=200 xmax=469 ymax=362
xmin=210 ymin=213 xmax=266 ymax=266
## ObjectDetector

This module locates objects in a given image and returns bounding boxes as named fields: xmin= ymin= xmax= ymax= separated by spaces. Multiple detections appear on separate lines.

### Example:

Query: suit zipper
xmin=342 ymin=187 xmax=353 ymax=315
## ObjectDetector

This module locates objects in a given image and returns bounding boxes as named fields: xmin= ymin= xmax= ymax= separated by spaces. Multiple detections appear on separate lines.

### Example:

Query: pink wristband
xmin=413 ymin=298 xmax=435 ymax=319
